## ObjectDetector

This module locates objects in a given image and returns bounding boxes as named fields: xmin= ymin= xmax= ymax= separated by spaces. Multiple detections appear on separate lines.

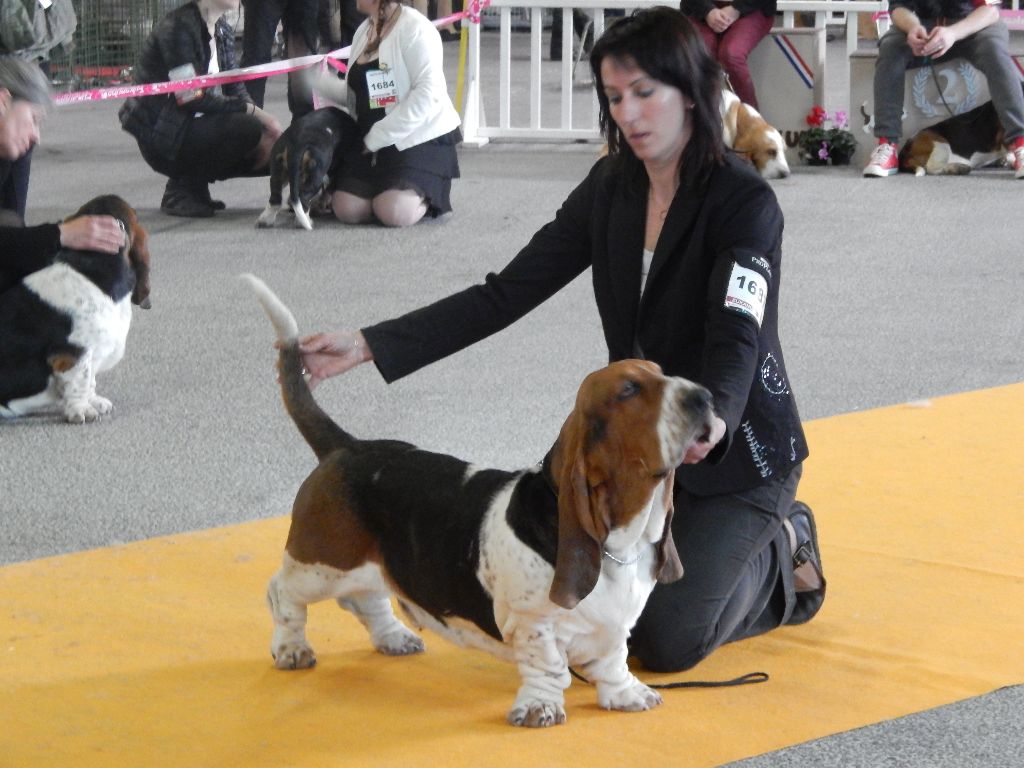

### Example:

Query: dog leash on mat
xmin=569 ymin=668 xmax=769 ymax=689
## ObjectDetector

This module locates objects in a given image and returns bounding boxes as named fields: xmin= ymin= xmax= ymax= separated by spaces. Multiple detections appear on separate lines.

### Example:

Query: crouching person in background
xmin=118 ymin=0 xmax=283 ymax=217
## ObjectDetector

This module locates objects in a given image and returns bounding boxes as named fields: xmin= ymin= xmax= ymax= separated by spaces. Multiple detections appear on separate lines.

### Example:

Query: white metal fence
xmin=459 ymin=0 xmax=887 ymax=145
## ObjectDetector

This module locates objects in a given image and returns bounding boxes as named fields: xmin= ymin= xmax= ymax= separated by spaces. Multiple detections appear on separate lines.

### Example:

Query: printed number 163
xmin=736 ymin=275 xmax=764 ymax=302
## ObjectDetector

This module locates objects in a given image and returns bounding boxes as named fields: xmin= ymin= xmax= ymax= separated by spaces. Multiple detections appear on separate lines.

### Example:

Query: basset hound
xmin=721 ymin=89 xmax=791 ymax=180
xmin=243 ymin=275 xmax=717 ymax=727
xmin=899 ymin=99 xmax=1009 ymax=176
xmin=0 ymin=195 xmax=151 ymax=423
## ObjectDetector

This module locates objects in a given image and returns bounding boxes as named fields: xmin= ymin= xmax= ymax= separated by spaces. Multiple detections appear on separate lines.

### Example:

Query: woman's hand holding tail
xmin=296 ymin=331 xmax=372 ymax=389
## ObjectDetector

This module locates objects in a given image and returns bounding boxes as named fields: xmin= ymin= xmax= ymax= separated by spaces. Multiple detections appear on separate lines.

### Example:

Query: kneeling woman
xmin=319 ymin=0 xmax=462 ymax=227
xmin=118 ymin=0 xmax=283 ymax=217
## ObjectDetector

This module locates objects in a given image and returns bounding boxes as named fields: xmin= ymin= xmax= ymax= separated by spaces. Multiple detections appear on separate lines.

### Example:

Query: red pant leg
xmin=717 ymin=12 xmax=774 ymax=108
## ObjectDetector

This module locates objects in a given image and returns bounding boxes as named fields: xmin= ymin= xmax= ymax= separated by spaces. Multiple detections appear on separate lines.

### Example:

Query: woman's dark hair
xmin=366 ymin=0 xmax=402 ymax=56
xmin=589 ymin=6 xmax=724 ymax=186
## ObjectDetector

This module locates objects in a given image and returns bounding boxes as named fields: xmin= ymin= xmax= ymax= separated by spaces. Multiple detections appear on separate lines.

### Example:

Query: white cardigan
xmin=334 ymin=7 xmax=462 ymax=152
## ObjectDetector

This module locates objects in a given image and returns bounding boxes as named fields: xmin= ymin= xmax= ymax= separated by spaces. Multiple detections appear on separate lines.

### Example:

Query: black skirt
xmin=331 ymin=127 xmax=461 ymax=217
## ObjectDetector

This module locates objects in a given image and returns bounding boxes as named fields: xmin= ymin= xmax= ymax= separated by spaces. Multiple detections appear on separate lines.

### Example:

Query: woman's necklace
xmin=648 ymin=187 xmax=672 ymax=220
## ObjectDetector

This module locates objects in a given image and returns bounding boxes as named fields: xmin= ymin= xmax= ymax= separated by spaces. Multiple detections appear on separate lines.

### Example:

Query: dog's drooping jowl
xmin=720 ymin=90 xmax=791 ymax=180
xmin=0 ymin=195 xmax=151 ymax=423
xmin=243 ymin=274 xmax=717 ymax=727
xmin=256 ymin=107 xmax=358 ymax=231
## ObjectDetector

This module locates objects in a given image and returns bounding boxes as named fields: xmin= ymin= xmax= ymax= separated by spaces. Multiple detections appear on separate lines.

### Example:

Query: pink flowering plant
xmin=798 ymin=106 xmax=858 ymax=165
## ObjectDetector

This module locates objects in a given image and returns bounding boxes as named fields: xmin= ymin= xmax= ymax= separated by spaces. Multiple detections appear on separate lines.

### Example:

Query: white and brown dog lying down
xmin=243 ymin=275 xmax=717 ymax=727
xmin=720 ymin=90 xmax=791 ymax=180
xmin=0 ymin=195 xmax=151 ymax=422
xmin=899 ymin=99 xmax=1009 ymax=176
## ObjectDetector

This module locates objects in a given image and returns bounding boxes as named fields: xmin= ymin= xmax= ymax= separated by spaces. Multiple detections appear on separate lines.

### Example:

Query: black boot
xmin=196 ymin=182 xmax=226 ymax=211
xmin=784 ymin=501 xmax=826 ymax=625
xmin=160 ymin=178 xmax=215 ymax=218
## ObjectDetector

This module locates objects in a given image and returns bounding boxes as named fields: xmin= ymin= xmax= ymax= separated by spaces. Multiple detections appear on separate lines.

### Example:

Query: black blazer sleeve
xmin=698 ymin=180 xmax=783 ymax=450
xmin=363 ymin=163 xmax=601 ymax=382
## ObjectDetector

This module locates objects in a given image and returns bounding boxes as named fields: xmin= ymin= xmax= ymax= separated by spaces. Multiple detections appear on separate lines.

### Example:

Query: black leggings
xmin=630 ymin=466 xmax=811 ymax=672
xmin=140 ymin=112 xmax=266 ymax=183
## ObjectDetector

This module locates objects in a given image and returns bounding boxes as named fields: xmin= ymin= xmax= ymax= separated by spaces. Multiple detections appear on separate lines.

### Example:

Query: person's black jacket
xmin=0 ymin=160 xmax=61 ymax=294
xmin=118 ymin=1 xmax=252 ymax=162
xmin=362 ymin=153 xmax=808 ymax=496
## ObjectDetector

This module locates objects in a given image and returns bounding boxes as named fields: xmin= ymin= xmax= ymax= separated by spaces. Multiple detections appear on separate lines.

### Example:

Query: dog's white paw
xmin=256 ymin=204 xmax=279 ymax=228
xmin=507 ymin=699 xmax=566 ymax=728
xmin=64 ymin=400 xmax=100 ymax=423
xmin=373 ymin=626 xmax=425 ymax=656
xmin=89 ymin=395 xmax=113 ymax=415
xmin=601 ymin=680 xmax=662 ymax=712
xmin=273 ymin=641 xmax=317 ymax=670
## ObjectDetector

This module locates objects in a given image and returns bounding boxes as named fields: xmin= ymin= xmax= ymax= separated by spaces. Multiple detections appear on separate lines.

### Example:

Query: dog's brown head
xmin=547 ymin=360 xmax=715 ymax=609
xmin=67 ymin=194 xmax=152 ymax=309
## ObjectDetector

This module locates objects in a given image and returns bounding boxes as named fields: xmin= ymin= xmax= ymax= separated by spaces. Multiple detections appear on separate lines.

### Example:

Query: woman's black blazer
xmin=364 ymin=153 xmax=808 ymax=495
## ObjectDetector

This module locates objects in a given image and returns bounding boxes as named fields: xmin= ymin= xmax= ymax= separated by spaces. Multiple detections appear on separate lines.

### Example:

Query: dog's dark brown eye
xmin=652 ymin=469 xmax=669 ymax=480
xmin=618 ymin=380 xmax=640 ymax=401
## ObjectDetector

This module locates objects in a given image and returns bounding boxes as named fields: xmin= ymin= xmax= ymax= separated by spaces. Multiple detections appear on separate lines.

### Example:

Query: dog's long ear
xmin=549 ymin=415 xmax=605 ymax=610
xmin=127 ymin=221 xmax=152 ymax=309
xmin=654 ymin=467 xmax=684 ymax=584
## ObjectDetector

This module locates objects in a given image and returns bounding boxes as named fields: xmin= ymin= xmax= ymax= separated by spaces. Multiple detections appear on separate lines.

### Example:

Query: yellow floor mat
xmin=3 ymin=384 xmax=1023 ymax=767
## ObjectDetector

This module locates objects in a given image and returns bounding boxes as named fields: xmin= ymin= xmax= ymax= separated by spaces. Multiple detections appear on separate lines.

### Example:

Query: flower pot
xmin=829 ymin=148 xmax=854 ymax=166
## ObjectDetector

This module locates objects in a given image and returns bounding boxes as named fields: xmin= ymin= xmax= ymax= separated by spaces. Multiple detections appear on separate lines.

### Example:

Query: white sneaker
xmin=863 ymin=141 xmax=899 ymax=177
xmin=1012 ymin=142 xmax=1024 ymax=179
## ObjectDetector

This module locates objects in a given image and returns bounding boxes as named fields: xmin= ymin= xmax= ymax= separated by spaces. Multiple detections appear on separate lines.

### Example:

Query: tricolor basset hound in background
xmin=243 ymin=275 xmax=717 ymax=728
xmin=899 ymin=99 xmax=1009 ymax=176
xmin=720 ymin=89 xmax=791 ymax=180
xmin=0 ymin=195 xmax=151 ymax=423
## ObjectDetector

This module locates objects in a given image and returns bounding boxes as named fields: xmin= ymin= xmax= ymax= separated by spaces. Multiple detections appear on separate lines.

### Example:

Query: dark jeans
xmin=138 ymin=113 xmax=266 ymax=183
xmin=241 ymin=0 xmax=321 ymax=117
xmin=0 ymin=148 xmax=31 ymax=219
xmin=630 ymin=466 xmax=813 ymax=673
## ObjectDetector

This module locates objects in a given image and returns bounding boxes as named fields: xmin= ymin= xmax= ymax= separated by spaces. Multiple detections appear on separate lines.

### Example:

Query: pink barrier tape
xmin=52 ymin=0 xmax=491 ymax=107
xmin=1000 ymin=9 xmax=1024 ymax=29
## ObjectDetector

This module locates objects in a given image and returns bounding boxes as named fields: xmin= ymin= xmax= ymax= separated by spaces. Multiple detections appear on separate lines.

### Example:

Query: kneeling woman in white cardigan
xmin=315 ymin=0 xmax=462 ymax=228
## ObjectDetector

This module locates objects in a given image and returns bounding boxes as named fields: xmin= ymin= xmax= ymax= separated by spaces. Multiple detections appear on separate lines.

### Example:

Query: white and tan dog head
xmin=720 ymin=90 xmax=790 ymax=180
xmin=548 ymin=359 xmax=715 ymax=608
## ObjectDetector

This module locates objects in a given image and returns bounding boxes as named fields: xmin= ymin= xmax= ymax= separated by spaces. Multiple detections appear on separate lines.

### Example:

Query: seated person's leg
xmin=717 ymin=13 xmax=773 ymax=108
xmin=955 ymin=24 xmax=1024 ymax=148
xmin=371 ymin=188 xmax=428 ymax=228
xmin=872 ymin=29 xmax=915 ymax=141
xmin=331 ymin=190 xmax=374 ymax=223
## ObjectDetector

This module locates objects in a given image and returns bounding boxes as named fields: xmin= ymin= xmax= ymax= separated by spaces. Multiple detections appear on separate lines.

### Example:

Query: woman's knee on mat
xmin=630 ymin=622 xmax=717 ymax=673
xmin=372 ymin=189 xmax=428 ymax=228
xmin=332 ymin=191 xmax=374 ymax=224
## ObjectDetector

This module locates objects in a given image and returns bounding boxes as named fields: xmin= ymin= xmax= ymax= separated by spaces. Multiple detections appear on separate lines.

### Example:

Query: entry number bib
xmin=724 ymin=262 xmax=767 ymax=327
xmin=366 ymin=68 xmax=398 ymax=109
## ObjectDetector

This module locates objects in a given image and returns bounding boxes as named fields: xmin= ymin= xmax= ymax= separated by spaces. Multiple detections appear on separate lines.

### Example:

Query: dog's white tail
xmin=291 ymin=200 xmax=314 ymax=232
xmin=240 ymin=273 xmax=299 ymax=342
xmin=241 ymin=273 xmax=354 ymax=461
